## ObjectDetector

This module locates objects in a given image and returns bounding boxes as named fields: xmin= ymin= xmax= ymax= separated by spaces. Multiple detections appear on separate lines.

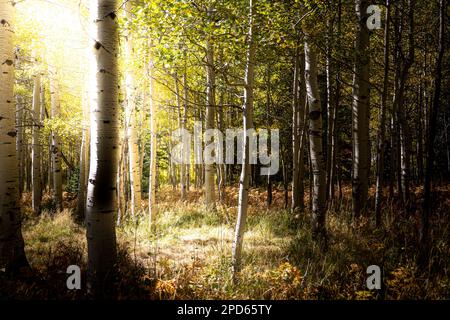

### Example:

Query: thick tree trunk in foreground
xmin=0 ymin=0 xmax=29 ymax=274
xmin=86 ymin=0 xmax=119 ymax=296
xmin=232 ymin=0 xmax=255 ymax=279
xmin=352 ymin=0 xmax=370 ymax=219
xmin=304 ymin=38 xmax=327 ymax=243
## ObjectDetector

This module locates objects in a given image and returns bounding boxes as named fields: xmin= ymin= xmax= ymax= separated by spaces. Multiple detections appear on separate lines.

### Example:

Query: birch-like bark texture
xmin=304 ymin=38 xmax=327 ymax=241
xmin=40 ymin=83 xmax=46 ymax=191
xmin=148 ymin=39 xmax=157 ymax=225
xmin=204 ymin=31 xmax=216 ymax=207
xmin=292 ymin=44 xmax=301 ymax=211
xmin=32 ymin=73 xmax=42 ymax=215
xmin=16 ymin=95 xmax=24 ymax=196
xmin=352 ymin=0 xmax=370 ymax=218
xmin=124 ymin=0 xmax=142 ymax=217
xmin=175 ymin=72 xmax=187 ymax=200
xmin=49 ymin=69 xmax=63 ymax=211
xmin=325 ymin=18 xmax=335 ymax=203
xmin=232 ymin=0 xmax=255 ymax=278
xmin=0 ymin=0 xmax=29 ymax=273
xmin=86 ymin=0 xmax=119 ymax=295
xmin=183 ymin=68 xmax=190 ymax=193
xmin=292 ymin=43 xmax=307 ymax=212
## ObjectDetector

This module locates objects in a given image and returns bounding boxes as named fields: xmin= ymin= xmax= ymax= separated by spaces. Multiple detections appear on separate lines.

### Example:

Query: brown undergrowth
xmin=1 ymin=184 xmax=448 ymax=299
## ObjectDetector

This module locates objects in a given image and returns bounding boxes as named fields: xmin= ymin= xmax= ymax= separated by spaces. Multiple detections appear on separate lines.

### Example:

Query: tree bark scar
xmin=107 ymin=12 xmax=116 ymax=20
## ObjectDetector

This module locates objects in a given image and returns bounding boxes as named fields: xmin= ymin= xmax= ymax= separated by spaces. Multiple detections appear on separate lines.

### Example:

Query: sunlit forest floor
xmin=2 ymin=185 xmax=449 ymax=300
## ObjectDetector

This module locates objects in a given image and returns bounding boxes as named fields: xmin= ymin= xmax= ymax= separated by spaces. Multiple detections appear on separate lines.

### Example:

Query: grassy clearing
xmin=1 ymin=186 xmax=449 ymax=300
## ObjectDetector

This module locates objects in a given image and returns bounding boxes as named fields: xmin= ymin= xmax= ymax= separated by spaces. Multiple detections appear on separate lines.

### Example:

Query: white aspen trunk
xmin=292 ymin=44 xmax=307 ymax=212
xmin=49 ymin=69 xmax=63 ymax=211
xmin=304 ymin=38 xmax=327 ymax=241
xmin=330 ymin=2 xmax=342 ymax=202
xmin=232 ymin=0 xmax=255 ymax=278
xmin=124 ymin=1 xmax=141 ymax=217
xmin=32 ymin=73 xmax=42 ymax=214
xmin=204 ymin=14 xmax=216 ymax=207
xmin=86 ymin=0 xmax=119 ymax=295
xmin=292 ymin=44 xmax=301 ymax=211
xmin=0 ymin=0 xmax=29 ymax=273
xmin=116 ymin=140 xmax=126 ymax=225
xmin=174 ymin=72 xmax=187 ymax=200
xmin=352 ymin=0 xmax=370 ymax=218
xmin=40 ymin=83 xmax=46 ymax=192
xmin=16 ymin=95 xmax=24 ymax=196
xmin=183 ymin=69 xmax=190 ymax=192
xmin=217 ymin=86 xmax=225 ymax=203
xmin=325 ymin=20 xmax=334 ymax=203
xmin=148 ymin=40 xmax=157 ymax=225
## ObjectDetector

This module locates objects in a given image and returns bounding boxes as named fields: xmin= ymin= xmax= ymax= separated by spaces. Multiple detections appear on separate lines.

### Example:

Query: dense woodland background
xmin=0 ymin=0 xmax=449 ymax=299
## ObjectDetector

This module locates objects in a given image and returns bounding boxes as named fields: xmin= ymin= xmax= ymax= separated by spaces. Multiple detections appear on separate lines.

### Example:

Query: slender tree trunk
xmin=217 ymin=78 xmax=225 ymax=203
xmin=282 ymin=155 xmax=289 ymax=209
xmin=76 ymin=91 xmax=89 ymax=222
xmin=148 ymin=40 xmax=157 ymax=226
xmin=266 ymin=66 xmax=272 ymax=208
xmin=419 ymin=0 xmax=445 ymax=266
xmin=124 ymin=1 xmax=141 ymax=217
xmin=292 ymin=38 xmax=307 ymax=213
xmin=183 ymin=68 xmax=190 ymax=192
xmin=117 ymin=140 xmax=126 ymax=225
xmin=375 ymin=0 xmax=391 ymax=227
xmin=40 ymin=83 xmax=46 ymax=193
xmin=25 ymin=138 xmax=31 ymax=192
xmin=174 ymin=72 xmax=187 ymax=201
xmin=16 ymin=96 xmax=24 ymax=196
xmin=305 ymin=37 xmax=327 ymax=243
xmin=330 ymin=1 xmax=342 ymax=203
xmin=86 ymin=0 xmax=119 ymax=296
xmin=204 ymin=26 xmax=216 ymax=207
xmin=292 ymin=43 xmax=301 ymax=211
xmin=325 ymin=18 xmax=334 ymax=204
xmin=32 ymin=73 xmax=42 ymax=215
xmin=232 ymin=0 xmax=255 ymax=279
xmin=49 ymin=70 xmax=63 ymax=211
xmin=0 ymin=0 xmax=29 ymax=273
xmin=352 ymin=0 xmax=370 ymax=219
xmin=397 ymin=0 xmax=415 ymax=206
xmin=417 ymin=84 xmax=424 ymax=182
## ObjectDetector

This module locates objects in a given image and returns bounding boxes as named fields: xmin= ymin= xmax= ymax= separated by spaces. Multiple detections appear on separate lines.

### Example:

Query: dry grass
xmin=1 ymin=185 xmax=449 ymax=300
